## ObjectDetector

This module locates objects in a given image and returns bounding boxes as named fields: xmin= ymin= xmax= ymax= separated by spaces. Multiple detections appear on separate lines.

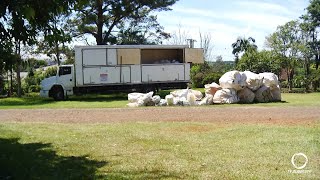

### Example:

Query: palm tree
xmin=232 ymin=37 xmax=258 ymax=64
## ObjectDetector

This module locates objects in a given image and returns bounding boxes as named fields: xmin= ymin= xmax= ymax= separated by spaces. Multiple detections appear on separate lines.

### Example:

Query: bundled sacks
xmin=219 ymin=70 xmax=247 ymax=91
xmin=213 ymin=88 xmax=239 ymax=104
xmin=238 ymin=87 xmax=255 ymax=103
xmin=127 ymin=91 xmax=154 ymax=107
xmin=243 ymin=71 xmax=263 ymax=91
xmin=259 ymin=72 xmax=281 ymax=101
xmin=271 ymin=88 xmax=281 ymax=101
xmin=254 ymin=85 xmax=273 ymax=103
xmin=198 ymin=94 xmax=213 ymax=106
xmin=127 ymin=71 xmax=282 ymax=107
xmin=204 ymin=83 xmax=221 ymax=96
xmin=259 ymin=72 xmax=279 ymax=89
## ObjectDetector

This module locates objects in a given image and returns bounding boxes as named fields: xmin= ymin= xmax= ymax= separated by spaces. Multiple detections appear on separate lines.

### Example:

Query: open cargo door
xmin=117 ymin=49 xmax=140 ymax=65
xmin=184 ymin=48 xmax=204 ymax=63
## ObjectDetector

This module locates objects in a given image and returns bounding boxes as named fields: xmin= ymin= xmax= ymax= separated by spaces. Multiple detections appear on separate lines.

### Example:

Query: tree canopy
xmin=71 ymin=0 xmax=177 ymax=45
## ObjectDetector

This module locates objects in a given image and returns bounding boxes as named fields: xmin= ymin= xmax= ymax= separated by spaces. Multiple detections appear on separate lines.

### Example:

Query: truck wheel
xmin=53 ymin=87 xmax=64 ymax=101
xmin=144 ymin=86 xmax=156 ymax=93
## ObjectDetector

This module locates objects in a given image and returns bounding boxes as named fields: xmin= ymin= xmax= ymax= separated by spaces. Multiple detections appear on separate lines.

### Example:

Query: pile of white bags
xmin=127 ymin=91 xmax=154 ymax=107
xmin=127 ymin=89 xmax=203 ymax=107
xmin=127 ymin=71 xmax=282 ymax=107
xmin=206 ymin=70 xmax=281 ymax=104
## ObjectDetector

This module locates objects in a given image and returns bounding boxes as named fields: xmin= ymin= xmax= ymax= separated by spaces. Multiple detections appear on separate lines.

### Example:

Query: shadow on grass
xmin=68 ymin=93 xmax=127 ymax=102
xmin=0 ymin=138 xmax=107 ymax=179
xmin=0 ymin=93 xmax=128 ymax=107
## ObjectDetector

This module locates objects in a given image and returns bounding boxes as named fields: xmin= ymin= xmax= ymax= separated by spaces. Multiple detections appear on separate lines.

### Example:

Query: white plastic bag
xmin=237 ymin=87 xmax=255 ymax=103
xmin=152 ymin=95 xmax=161 ymax=105
xmin=198 ymin=94 xmax=214 ymax=105
xmin=190 ymin=90 xmax=203 ymax=100
xmin=170 ymin=89 xmax=189 ymax=98
xmin=259 ymin=72 xmax=279 ymax=90
xmin=165 ymin=94 xmax=174 ymax=106
xmin=126 ymin=102 xmax=139 ymax=107
xmin=243 ymin=71 xmax=263 ymax=91
xmin=271 ymin=87 xmax=281 ymax=101
xmin=219 ymin=71 xmax=246 ymax=91
xmin=255 ymin=86 xmax=273 ymax=103
xmin=158 ymin=99 xmax=167 ymax=106
xmin=213 ymin=88 xmax=239 ymax=104
xmin=128 ymin=93 xmax=144 ymax=103
xmin=204 ymin=82 xmax=221 ymax=96
xmin=187 ymin=93 xmax=196 ymax=106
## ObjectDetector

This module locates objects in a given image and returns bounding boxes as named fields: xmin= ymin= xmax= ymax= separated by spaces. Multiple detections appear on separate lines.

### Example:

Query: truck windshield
xmin=59 ymin=67 xmax=71 ymax=76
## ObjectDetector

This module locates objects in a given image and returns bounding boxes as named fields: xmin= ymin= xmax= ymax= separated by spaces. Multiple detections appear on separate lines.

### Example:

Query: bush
xmin=22 ymin=66 xmax=58 ymax=93
xmin=202 ymin=72 xmax=222 ymax=85
xmin=28 ymin=85 xmax=41 ymax=92
xmin=190 ymin=63 xmax=224 ymax=88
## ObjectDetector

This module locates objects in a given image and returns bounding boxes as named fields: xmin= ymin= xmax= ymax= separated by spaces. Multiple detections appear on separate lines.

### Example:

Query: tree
xmin=237 ymin=50 xmax=281 ymax=74
xmin=116 ymin=15 xmax=170 ymax=45
xmin=72 ymin=0 xmax=178 ymax=45
xmin=199 ymin=31 xmax=213 ymax=61
xmin=167 ymin=24 xmax=190 ymax=45
xmin=0 ymin=0 xmax=75 ymax=96
xmin=304 ymin=0 xmax=320 ymax=69
xmin=37 ymin=14 xmax=73 ymax=65
xmin=231 ymin=36 xmax=257 ymax=65
xmin=266 ymin=21 xmax=300 ymax=91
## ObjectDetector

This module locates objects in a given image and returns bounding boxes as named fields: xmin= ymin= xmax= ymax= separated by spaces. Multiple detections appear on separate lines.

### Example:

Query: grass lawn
xmin=1 ymin=92 xmax=319 ymax=179
xmin=0 ymin=122 xmax=319 ymax=179
xmin=0 ymin=91 xmax=320 ymax=109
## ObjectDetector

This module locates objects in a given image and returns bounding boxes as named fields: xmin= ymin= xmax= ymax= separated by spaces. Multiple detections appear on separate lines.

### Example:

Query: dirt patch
xmin=0 ymin=106 xmax=319 ymax=126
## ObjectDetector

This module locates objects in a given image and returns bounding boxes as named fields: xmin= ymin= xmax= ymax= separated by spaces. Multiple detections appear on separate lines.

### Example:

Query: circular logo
xmin=291 ymin=153 xmax=308 ymax=170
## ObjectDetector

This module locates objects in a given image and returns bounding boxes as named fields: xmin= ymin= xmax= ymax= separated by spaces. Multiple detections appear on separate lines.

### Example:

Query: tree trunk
xmin=16 ymin=41 xmax=22 ymax=97
xmin=9 ymin=67 xmax=13 ymax=97
xmin=96 ymin=0 xmax=104 ymax=45
xmin=286 ymin=68 xmax=292 ymax=91
xmin=316 ymin=52 xmax=319 ymax=70
xmin=55 ymin=41 xmax=60 ymax=65
xmin=304 ymin=57 xmax=310 ymax=91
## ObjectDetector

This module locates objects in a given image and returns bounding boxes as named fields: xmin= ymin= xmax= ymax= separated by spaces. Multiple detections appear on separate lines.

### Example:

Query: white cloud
xmin=235 ymin=1 xmax=293 ymax=15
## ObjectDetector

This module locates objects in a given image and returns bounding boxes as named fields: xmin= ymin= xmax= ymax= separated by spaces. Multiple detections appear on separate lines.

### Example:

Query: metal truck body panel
xmin=41 ymin=45 xmax=203 ymax=100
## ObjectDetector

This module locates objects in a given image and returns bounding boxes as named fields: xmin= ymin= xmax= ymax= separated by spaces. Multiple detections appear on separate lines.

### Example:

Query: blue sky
xmin=156 ymin=0 xmax=310 ymax=61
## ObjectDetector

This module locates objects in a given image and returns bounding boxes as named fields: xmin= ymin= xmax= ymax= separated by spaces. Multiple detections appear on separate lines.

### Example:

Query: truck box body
xmin=74 ymin=45 xmax=202 ymax=87
xmin=40 ymin=45 xmax=203 ymax=100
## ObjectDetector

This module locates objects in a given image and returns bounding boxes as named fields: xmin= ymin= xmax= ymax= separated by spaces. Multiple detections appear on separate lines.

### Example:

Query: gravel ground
xmin=1 ymin=106 xmax=319 ymax=125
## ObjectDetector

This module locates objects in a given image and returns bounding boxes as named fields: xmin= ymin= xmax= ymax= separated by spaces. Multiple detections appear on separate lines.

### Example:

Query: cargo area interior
xmin=140 ymin=49 xmax=184 ymax=64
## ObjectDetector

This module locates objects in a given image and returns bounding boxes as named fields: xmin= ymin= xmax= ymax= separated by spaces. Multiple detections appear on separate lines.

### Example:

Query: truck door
xmin=57 ymin=66 xmax=74 ymax=91
xmin=184 ymin=48 xmax=204 ymax=64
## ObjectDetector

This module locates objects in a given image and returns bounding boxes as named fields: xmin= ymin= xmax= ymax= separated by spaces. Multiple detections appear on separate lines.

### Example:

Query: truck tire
xmin=144 ymin=86 xmax=156 ymax=93
xmin=53 ymin=87 xmax=64 ymax=101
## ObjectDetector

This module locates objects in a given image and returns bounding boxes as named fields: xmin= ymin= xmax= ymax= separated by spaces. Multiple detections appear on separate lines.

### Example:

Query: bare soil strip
xmin=1 ymin=107 xmax=319 ymax=125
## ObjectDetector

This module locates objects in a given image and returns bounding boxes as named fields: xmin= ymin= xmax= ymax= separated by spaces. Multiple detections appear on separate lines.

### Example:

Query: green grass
xmin=0 ymin=91 xmax=319 ymax=109
xmin=0 ymin=122 xmax=319 ymax=179
xmin=0 ymin=93 xmax=128 ymax=109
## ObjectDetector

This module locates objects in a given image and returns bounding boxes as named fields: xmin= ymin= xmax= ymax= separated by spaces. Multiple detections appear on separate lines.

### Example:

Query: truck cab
xmin=40 ymin=65 xmax=75 ymax=100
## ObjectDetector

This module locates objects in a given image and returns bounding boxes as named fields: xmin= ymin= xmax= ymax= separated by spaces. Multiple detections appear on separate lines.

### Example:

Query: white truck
xmin=40 ymin=45 xmax=203 ymax=100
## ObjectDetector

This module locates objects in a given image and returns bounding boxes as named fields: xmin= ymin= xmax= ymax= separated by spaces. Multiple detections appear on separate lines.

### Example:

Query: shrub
xmin=202 ymin=72 xmax=222 ymax=85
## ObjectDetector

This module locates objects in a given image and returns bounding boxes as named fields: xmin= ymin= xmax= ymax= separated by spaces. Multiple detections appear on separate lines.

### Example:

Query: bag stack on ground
xmin=127 ymin=71 xmax=282 ymax=107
